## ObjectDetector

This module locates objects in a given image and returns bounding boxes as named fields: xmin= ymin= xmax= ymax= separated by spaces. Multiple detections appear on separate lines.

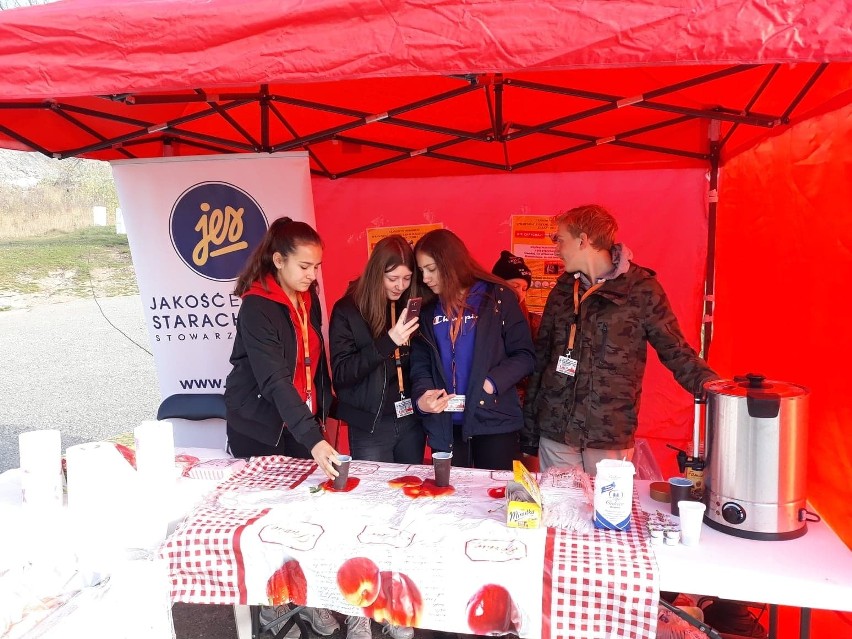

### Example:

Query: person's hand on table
xmin=311 ymin=440 xmax=341 ymax=479
xmin=417 ymin=389 xmax=454 ymax=413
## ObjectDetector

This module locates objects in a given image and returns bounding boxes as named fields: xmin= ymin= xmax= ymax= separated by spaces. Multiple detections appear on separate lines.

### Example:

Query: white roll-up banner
xmin=111 ymin=153 xmax=317 ymax=399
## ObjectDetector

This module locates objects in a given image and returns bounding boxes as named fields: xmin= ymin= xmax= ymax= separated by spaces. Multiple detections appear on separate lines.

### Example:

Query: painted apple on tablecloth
xmin=466 ymin=584 xmax=521 ymax=635
xmin=267 ymin=559 xmax=308 ymax=606
xmin=363 ymin=571 xmax=423 ymax=627
xmin=401 ymin=479 xmax=455 ymax=498
xmin=337 ymin=557 xmax=381 ymax=607
xmin=387 ymin=475 xmax=423 ymax=488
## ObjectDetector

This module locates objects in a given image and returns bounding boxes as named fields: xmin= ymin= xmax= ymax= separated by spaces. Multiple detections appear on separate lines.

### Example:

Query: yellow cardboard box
xmin=506 ymin=460 xmax=543 ymax=528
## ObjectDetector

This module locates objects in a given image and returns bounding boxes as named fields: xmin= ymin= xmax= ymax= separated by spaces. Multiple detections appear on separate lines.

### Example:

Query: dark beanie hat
xmin=492 ymin=250 xmax=532 ymax=287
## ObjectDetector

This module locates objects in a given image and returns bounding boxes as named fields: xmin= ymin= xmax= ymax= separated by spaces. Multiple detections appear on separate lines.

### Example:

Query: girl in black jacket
xmin=411 ymin=229 xmax=535 ymax=471
xmin=329 ymin=235 xmax=425 ymax=464
xmin=224 ymin=217 xmax=341 ymax=480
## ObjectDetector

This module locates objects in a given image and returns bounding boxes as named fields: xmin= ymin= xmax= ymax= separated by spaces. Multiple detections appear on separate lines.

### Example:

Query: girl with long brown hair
xmin=225 ymin=216 xmax=349 ymax=638
xmin=328 ymin=234 xmax=423 ymax=639
xmin=226 ymin=216 xmax=339 ymax=469
xmin=329 ymin=235 xmax=424 ymax=465
xmin=410 ymin=229 xmax=535 ymax=470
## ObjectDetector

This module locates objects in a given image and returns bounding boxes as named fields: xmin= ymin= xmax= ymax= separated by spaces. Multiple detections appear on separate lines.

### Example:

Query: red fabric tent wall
xmin=1 ymin=1 xmax=851 ymax=631
xmin=313 ymin=168 xmax=709 ymax=477
xmin=713 ymin=103 xmax=852 ymax=635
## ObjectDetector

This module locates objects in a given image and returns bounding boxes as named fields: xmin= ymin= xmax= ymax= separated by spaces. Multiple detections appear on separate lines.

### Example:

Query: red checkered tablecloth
xmin=160 ymin=456 xmax=316 ymax=605
xmin=543 ymin=494 xmax=658 ymax=639
xmin=161 ymin=457 xmax=657 ymax=638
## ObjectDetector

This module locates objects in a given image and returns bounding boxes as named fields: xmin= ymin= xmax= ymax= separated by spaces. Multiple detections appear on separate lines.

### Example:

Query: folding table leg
xmin=769 ymin=605 xmax=778 ymax=639
xmin=233 ymin=604 xmax=255 ymax=639
xmin=799 ymin=607 xmax=811 ymax=639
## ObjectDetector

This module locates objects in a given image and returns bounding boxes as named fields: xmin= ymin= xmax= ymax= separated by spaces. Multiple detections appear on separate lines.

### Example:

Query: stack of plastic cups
xmin=133 ymin=420 xmax=176 ymax=549
xmin=134 ymin=420 xmax=176 ymax=488
xmin=18 ymin=429 xmax=64 ymax=511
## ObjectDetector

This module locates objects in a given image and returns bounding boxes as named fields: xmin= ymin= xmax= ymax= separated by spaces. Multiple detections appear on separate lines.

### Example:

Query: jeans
xmin=538 ymin=436 xmax=634 ymax=476
xmin=347 ymin=414 xmax=425 ymax=465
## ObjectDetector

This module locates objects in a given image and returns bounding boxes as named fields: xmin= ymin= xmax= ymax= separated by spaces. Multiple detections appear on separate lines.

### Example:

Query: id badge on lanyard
xmin=390 ymin=301 xmax=414 ymax=419
xmin=395 ymin=397 xmax=414 ymax=418
xmin=296 ymin=296 xmax=314 ymax=414
xmin=556 ymin=354 xmax=578 ymax=377
xmin=445 ymin=395 xmax=466 ymax=412
xmin=556 ymin=278 xmax=603 ymax=378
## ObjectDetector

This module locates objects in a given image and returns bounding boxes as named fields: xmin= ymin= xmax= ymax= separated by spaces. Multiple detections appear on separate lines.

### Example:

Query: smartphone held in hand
xmin=405 ymin=297 xmax=422 ymax=323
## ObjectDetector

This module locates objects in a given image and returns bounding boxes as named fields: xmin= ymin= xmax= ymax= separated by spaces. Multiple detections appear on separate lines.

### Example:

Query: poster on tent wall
xmin=366 ymin=223 xmax=443 ymax=253
xmin=111 ymin=153 xmax=316 ymax=399
xmin=510 ymin=215 xmax=562 ymax=314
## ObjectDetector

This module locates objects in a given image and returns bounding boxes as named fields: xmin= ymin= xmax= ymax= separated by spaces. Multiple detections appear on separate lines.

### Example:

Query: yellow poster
xmin=510 ymin=215 xmax=563 ymax=314
xmin=366 ymin=223 xmax=444 ymax=255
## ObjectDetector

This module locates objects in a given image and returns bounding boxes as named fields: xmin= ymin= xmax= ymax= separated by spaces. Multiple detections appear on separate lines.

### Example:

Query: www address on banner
xmin=179 ymin=378 xmax=223 ymax=390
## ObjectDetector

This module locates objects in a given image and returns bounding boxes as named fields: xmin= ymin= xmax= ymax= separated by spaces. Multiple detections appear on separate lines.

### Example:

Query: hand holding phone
xmin=389 ymin=297 xmax=421 ymax=346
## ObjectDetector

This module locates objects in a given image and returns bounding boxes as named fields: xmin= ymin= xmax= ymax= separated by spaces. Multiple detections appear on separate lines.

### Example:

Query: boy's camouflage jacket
xmin=522 ymin=263 xmax=717 ymax=452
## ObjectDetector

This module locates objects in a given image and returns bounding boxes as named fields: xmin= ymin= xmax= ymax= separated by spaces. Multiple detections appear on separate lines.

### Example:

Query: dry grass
xmin=0 ymin=205 xmax=115 ymax=238
xmin=0 ymin=154 xmax=130 ymax=308
xmin=0 ymin=151 xmax=120 ymax=239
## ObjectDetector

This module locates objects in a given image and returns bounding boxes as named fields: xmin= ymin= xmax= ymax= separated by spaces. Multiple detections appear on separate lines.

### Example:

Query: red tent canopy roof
xmin=1 ymin=0 xmax=850 ymax=175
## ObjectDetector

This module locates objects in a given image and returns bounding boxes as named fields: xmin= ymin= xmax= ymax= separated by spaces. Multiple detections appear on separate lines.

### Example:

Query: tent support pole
xmin=782 ymin=63 xmax=828 ymax=122
xmin=510 ymin=115 xmax=710 ymax=169
xmin=260 ymin=85 xmax=270 ymax=152
xmin=59 ymin=99 xmax=253 ymax=158
xmin=333 ymin=134 xmax=479 ymax=178
xmin=0 ymin=123 xmax=51 ymax=156
xmin=195 ymin=89 xmax=260 ymax=149
xmin=702 ymin=142 xmax=720 ymax=361
xmin=166 ymin=127 xmax=256 ymax=152
xmin=267 ymin=101 xmax=332 ymax=177
xmin=720 ymin=64 xmax=781 ymax=149
xmin=51 ymin=107 xmax=136 ymax=159
xmin=134 ymin=136 xmax=236 ymax=156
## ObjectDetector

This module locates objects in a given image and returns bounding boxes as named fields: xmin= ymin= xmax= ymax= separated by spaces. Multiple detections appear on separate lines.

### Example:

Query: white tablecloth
xmin=636 ymin=480 xmax=852 ymax=612
xmin=0 ymin=446 xmax=225 ymax=639
xmin=162 ymin=456 xmax=659 ymax=639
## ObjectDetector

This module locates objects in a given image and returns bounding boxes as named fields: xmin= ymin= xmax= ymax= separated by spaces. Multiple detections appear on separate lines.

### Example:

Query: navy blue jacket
xmin=410 ymin=282 xmax=535 ymax=452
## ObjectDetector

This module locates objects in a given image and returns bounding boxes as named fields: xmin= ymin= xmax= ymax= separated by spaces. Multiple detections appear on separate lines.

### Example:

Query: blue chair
xmin=156 ymin=393 xmax=228 ymax=451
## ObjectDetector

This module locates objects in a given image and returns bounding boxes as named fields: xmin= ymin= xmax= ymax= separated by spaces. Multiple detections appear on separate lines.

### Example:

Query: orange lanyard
xmin=566 ymin=278 xmax=604 ymax=352
xmin=389 ymin=301 xmax=406 ymax=398
xmin=296 ymin=295 xmax=312 ymax=400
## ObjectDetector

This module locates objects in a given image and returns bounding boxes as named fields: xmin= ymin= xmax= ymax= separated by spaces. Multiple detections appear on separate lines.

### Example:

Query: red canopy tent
xmin=1 ymin=1 xmax=850 ymax=633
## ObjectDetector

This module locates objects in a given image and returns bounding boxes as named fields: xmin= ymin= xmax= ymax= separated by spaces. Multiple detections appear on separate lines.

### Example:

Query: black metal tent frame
xmin=0 ymin=63 xmax=825 ymax=173
xmin=0 ymin=62 xmax=830 ymax=357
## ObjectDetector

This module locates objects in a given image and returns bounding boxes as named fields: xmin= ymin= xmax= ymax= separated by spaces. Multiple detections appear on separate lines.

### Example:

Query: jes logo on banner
xmin=170 ymin=182 xmax=268 ymax=281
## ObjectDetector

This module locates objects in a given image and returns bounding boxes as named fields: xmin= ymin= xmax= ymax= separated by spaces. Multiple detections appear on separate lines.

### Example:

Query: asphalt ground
xmin=0 ymin=295 xmax=159 ymax=474
xmin=0 ymin=295 xmax=448 ymax=639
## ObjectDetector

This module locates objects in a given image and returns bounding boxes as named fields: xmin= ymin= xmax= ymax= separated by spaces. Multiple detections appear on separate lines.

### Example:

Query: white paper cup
xmin=678 ymin=501 xmax=707 ymax=546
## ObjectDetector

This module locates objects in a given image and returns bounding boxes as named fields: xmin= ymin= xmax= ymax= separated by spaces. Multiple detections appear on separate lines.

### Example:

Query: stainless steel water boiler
xmin=703 ymin=374 xmax=810 ymax=540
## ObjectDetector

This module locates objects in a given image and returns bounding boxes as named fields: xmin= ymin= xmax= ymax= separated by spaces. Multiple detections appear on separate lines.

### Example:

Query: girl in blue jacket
xmin=410 ymin=229 xmax=535 ymax=470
